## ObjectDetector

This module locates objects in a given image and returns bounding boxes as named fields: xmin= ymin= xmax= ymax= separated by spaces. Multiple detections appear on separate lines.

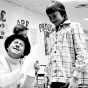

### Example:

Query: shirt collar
xmin=52 ymin=20 xmax=71 ymax=32
xmin=56 ymin=20 xmax=70 ymax=30
xmin=61 ymin=20 xmax=71 ymax=26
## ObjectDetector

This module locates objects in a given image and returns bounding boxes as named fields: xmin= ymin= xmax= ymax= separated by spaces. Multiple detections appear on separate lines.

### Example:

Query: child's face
xmin=48 ymin=11 xmax=64 ymax=26
xmin=7 ymin=39 xmax=25 ymax=59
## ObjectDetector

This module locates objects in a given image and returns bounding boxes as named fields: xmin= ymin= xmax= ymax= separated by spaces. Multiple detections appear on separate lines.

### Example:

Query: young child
xmin=45 ymin=1 xmax=88 ymax=88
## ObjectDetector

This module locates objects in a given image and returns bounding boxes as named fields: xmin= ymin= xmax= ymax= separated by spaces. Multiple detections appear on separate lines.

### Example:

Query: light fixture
xmin=75 ymin=3 xmax=88 ymax=8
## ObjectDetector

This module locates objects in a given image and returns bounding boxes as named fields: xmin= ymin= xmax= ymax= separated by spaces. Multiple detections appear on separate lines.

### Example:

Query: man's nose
xmin=16 ymin=45 xmax=19 ymax=48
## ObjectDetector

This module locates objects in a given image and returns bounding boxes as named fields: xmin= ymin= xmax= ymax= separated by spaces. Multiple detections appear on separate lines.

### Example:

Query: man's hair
xmin=46 ymin=1 xmax=68 ymax=21
xmin=4 ymin=34 xmax=31 ymax=58
xmin=13 ymin=24 xmax=28 ymax=34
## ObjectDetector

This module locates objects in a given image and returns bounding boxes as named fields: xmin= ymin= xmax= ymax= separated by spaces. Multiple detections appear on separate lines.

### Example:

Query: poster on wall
xmin=39 ymin=23 xmax=52 ymax=55
xmin=39 ymin=23 xmax=52 ymax=33
xmin=17 ymin=19 xmax=29 ymax=27
xmin=0 ymin=10 xmax=7 ymax=39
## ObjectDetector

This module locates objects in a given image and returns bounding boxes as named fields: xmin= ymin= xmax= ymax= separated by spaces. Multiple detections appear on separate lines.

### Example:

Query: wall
xmin=0 ymin=0 xmax=49 ymax=65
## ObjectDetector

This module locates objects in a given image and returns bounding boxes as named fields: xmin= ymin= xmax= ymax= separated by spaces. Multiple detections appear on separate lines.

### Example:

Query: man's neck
xmin=6 ymin=53 xmax=20 ymax=65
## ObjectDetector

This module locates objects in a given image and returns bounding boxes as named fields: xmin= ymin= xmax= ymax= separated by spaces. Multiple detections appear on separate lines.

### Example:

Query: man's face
xmin=7 ymin=39 xmax=25 ymax=59
xmin=48 ymin=11 xmax=64 ymax=26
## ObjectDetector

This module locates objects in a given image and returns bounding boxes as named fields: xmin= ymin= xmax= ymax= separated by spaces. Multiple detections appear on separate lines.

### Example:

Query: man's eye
xmin=20 ymin=43 xmax=24 ymax=47
xmin=15 ymin=41 xmax=18 ymax=44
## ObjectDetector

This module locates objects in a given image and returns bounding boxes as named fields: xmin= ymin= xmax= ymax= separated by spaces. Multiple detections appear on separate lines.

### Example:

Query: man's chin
xmin=8 ymin=49 xmax=22 ymax=59
xmin=10 ymin=52 xmax=21 ymax=59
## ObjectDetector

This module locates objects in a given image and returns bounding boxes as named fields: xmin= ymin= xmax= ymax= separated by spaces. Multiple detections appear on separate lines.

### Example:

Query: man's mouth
xmin=13 ymin=47 xmax=20 ymax=51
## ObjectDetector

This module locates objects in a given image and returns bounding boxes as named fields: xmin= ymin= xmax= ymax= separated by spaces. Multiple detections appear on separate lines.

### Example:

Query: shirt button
xmin=55 ymin=41 xmax=57 ymax=44
xmin=54 ymin=51 xmax=56 ymax=53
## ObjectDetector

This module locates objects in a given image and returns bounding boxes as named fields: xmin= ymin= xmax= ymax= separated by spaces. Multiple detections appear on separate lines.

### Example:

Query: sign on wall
xmin=39 ymin=23 xmax=53 ymax=55
xmin=0 ymin=10 xmax=7 ymax=39
xmin=39 ymin=23 xmax=52 ymax=32
xmin=17 ymin=19 xmax=29 ymax=27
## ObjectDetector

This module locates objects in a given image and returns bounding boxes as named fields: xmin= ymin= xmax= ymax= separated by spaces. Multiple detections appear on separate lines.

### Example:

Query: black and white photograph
xmin=0 ymin=0 xmax=88 ymax=88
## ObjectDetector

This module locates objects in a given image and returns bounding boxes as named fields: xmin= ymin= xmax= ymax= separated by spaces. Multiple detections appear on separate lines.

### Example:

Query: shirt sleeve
xmin=0 ymin=58 xmax=23 ymax=87
xmin=71 ymin=23 xmax=88 ymax=70
xmin=0 ymin=69 xmax=22 ymax=87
